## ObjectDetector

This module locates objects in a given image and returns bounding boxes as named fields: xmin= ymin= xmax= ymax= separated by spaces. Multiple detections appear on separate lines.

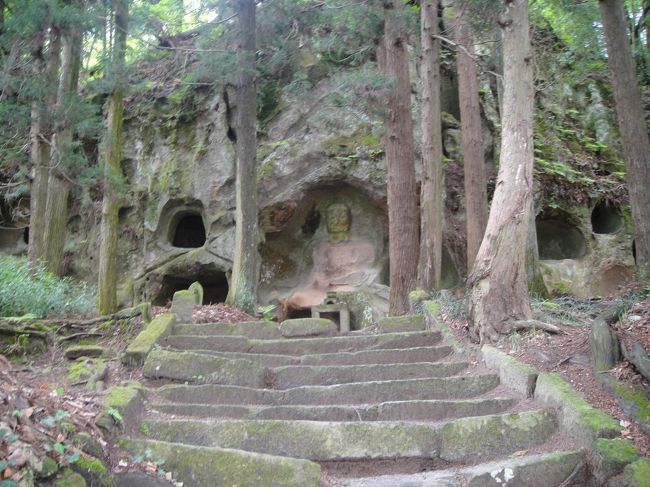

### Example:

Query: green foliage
xmin=0 ymin=256 xmax=95 ymax=318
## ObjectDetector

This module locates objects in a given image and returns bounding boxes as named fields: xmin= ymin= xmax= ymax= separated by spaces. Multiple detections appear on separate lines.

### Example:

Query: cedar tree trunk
xmin=97 ymin=0 xmax=128 ymax=314
xmin=382 ymin=0 xmax=419 ymax=314
xmin=225 ymin=0 xmax=260 ymax=313
xmin=455 ymin=5 xmax=488 ymax=272
xmin=467 ymin=0 xmax=534 ymax=342
xmin=418 ymin=0 xmax=444 ymax=291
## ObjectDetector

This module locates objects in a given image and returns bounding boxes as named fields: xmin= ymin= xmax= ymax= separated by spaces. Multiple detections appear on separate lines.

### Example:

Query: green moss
xmin=123 ymin=313 xmax=175 ymax=366
xmin=95 ymin=320 xmax=115 ymax=331
xmin=320 ymin=129 xmax=381 ymax=158
xmin=611 ymin=382 xmax=650 ymax=421
xmin=105 ymin=384 xmax=142 ymax=409
xmin=73 ymin=455 xmax=114 ymax=486
xmin=55 ymin=468 xmax=86 ymax=487
xmin=537 ymin=373 xmax=621 ymax=435
xmin=140 ymin=422 xmax=150 ymax=437
xmin=424 ymin=300 xmax=440 ymax=318
xmin=409 ymin=289 xmax=429 ymax=302
xmin=595 ymin=438 xmax=640 ymax=464
xmin=67 ymin=358 xmax=106 ymax=387
xmin=630 ymin=459 xmax=650 ymax=486
xmin=118 ymin=438 xmax=321 ymax=486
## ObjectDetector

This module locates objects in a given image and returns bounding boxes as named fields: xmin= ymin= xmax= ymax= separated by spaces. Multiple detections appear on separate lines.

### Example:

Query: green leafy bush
xmin=0 ymin=256 xmax=95 ymax=318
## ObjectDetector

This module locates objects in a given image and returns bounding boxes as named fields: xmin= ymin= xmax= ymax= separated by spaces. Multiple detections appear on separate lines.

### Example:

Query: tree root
xmin=508 ymin=319 xmax=567 ymax=335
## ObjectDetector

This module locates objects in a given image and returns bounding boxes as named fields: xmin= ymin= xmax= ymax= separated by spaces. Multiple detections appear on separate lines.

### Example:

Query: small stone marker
xmin=171 ymin=289 xmax=196 ymax=323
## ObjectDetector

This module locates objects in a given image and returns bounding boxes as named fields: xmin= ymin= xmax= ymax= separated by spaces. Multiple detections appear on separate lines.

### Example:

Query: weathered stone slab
xmin=164 ymin=331 xmax=442 ymax=356
xmin=535 ymin=372 xmax=621 ymax=447
xmin=343 ymin=450 xmax=585 ymax=487
xmin=118 ymin=438 xmax=321 ymax=487
xmin=156 ymin=374 xmax=500 ymax=406
xmin=608 ymin=458 xmax=650 ymax=487
xmin=279 ymin=318 xmax=338 ymax=338
xmin=153 ymin=398 xmax=517 ymax=422
xmin=271 ymin=361 xmax=468 ymax=389
xmin=377 ymin=314 xmax=426 ymax=333
xmin=96 ymin=381 xmax=145 ymax=434
xmin=173 ymin=321 xmax=281 ymax=339
xmin=141 ymin=410 xmax=555 ymax=462
xmin=482 ymin=345 xmax=538 ymax=398
xmin=143 ymin=349 xmax=268 ymax=387
xmin=123 ymin=313 xmax=176 ymax=367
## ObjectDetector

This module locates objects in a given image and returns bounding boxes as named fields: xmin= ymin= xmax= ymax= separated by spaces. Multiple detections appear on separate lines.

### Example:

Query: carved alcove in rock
xmin=591 ymin=201 xmax=623 ymax=235
xmin=153 ymin=272 xmax=229 ymax=306
xmin=0 ymin=226 xmax=28 ymax=255
xmin=259 ymin=183 xmax=389 ymax=325
xmin=536 ymin=209 xmax=587 ymax=260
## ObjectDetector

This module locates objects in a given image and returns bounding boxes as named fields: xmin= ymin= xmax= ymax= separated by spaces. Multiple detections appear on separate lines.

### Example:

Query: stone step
xmin=139 ymin=410 xmax=557 ymax=462
xmin=152 ymin=397 xmax=518 ymax=422
xmin=162 ymin=331 xmax=442 ymax=356
xmin=144 ymin=348 xmax=468 ymax=387
xmin=339 ymin=450 xmax=585 ymax=487
xmin=271 ymin=362 xmax=469 ymax=389
xmin=173 ymin=321 xmax=283 ymax=339
xmin=154 ymin=375 xmax=501 ymax=406
xmin=167 ymin=345 xmax=454 ymax=367
xmin=118 ymin=438 xmax=321 ymax=487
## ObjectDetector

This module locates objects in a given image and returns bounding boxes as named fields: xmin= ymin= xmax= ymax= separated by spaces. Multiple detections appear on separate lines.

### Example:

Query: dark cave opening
xmin=154 ymin=272 xmax=229 ymax=306
xmin=591 ymin=201 xmax=623 ymax=234
xmin=171 ymin=213 xmax=206 ymax=248
xmin=536 ymin=213 xmax=587 ymax=260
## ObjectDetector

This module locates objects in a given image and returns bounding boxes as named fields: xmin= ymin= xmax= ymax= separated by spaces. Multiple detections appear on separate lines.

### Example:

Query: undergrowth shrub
xmin=0 ymin=256 xmax=95 ymax=318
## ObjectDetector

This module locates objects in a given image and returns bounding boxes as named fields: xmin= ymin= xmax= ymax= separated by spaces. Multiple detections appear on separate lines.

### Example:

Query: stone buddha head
xmin=326 ymin=203 xmax=351 ymax=244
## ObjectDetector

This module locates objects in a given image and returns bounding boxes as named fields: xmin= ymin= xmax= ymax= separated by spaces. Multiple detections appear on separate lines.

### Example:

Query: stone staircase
xmin=119 ymin=317 xmax=589 ymax=486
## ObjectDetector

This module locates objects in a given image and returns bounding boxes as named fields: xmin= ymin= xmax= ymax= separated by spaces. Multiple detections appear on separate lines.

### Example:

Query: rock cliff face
xmin=6 ymin=37 xmax=635 ymax=308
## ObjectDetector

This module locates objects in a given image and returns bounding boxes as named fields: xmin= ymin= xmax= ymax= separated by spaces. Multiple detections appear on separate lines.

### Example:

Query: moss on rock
xmin=123 ymin=313 xmax=175 ymax=367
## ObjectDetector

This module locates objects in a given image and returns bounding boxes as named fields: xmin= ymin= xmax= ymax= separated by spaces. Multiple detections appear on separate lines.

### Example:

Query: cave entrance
xmin=170 ymin=213 xmax=206 ymax=248
xmin=591 ymin=202 xmax=623 ymax=234
xmin=536 ymin=212 xmax=587 ymax=260
xmin=154 ymin=272 xmax=229 ymax=306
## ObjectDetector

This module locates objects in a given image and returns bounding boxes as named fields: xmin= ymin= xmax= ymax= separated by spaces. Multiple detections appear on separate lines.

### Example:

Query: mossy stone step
xmin=163 ymin=331 xmax=441 ymax=356
xmin=155 ymin=375 xmax=500 ymax=406
xmin=152 ymin=397 xmax=518 ymax=422
xmin=271 ymin=362 xmax=469 ymax=389
xmin=173 ymin=321 xmax=282 ymax=339
xmin=118 ymin=438 xmax=321 ymax=487
xmin=140 ymin=410 xmax=556 ymax=462
xmin=342 ymin=450 xmax=585 ymax=487
xmin=143 ymin=349 xmax=268 ymax=387
xmin=176 ymin=345 xmax=453 ymax=368
xmin=377 ymin=314 xmax=426 ymax=333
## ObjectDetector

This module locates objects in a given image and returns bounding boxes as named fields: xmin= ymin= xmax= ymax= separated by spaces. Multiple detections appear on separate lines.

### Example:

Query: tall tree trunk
xmin=418 ymin=0 xmax=444 ymax=291
xmin=600 ymin=0 xmax=650 ymax=281
xmin=28 ymin=26 xmax=61 ymax=270
xmin=467 ymin=0 xmax=534 ymax=343
xmin=225 ymin=0 xmax=259 ymax=313
xmin=43 ymin=26 xmax=82 ymax=275
xmin=382 ymin=0 xmax=419 ymax=314
xmin=455 ymin=3 xmax=488 ymax=272
xmin=97 ymin=0 xmax=128 ymax=314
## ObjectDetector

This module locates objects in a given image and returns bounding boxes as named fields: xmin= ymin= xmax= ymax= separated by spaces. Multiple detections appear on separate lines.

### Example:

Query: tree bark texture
xmin=467 ymin=0 xmax=534 ymax=343
xmin=225 ymin=0 xmax=260 ymax=314
xmin=28 ymin=26 xmax=61 ymax=270
xmin=418 ymin=0 xmax=444 ymax=291
xmin=97 ymin=0 xmax=128 ymax=314
xmin=383 ymin=0 xmax=419 ymax=314
xmin=599 ymin=0 xmax=650 ymax=282
xmin=455 ymin=5 xmax=488 ymax=273
xmin=44 ymin=27 xmax=82 ymax=275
